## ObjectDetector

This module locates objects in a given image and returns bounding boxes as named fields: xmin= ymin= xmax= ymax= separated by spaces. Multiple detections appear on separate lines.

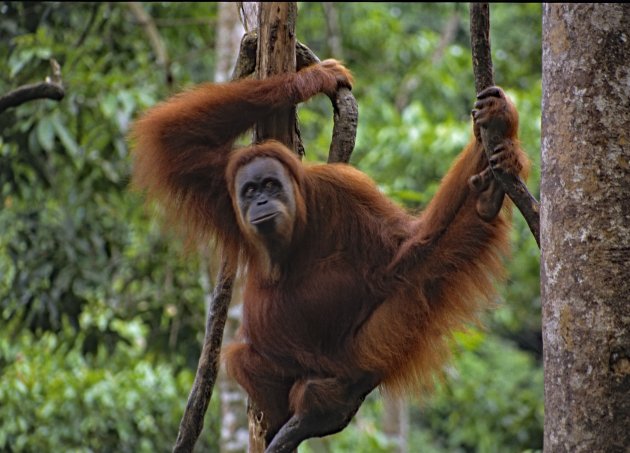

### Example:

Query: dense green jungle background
xmin=0 ymin=3 xmax=542 ymax=452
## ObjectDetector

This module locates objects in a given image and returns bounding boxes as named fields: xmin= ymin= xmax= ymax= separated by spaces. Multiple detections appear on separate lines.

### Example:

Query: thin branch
xmin=431 ymin=12 xmax=460 ymax=65
xmin=170 ymin=30 xmax=267 ymax=450
xmin=0 ymin=59 xmax=64 ymax=114
xmin=74 ymin=2 xmax=100 ymax=48
xmin=469 ymin=2 xmax=540 ymax=247
xmin=127 ymin=2 xmax=173 ymax=86
xmin=327 ymin=87 xmax=358 ymax=164
xmin=469 ymin=3 xmax=494 ymax=94
xmin=172 ymin=261 xmax=235 ymax=453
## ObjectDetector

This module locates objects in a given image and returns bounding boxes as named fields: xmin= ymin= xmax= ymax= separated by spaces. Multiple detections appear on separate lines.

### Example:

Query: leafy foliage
xmin=414 ymin=333 xmax=543 ymax=453
xmin=0 ymin=1 xmax=212 ymax=365
xmin=0 ymin=324 xmax=219 ymax=452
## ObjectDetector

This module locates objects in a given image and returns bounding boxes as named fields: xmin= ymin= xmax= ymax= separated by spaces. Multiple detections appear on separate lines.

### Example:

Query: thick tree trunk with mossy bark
xmin=541 ymin=4 xmax=630 ymax=453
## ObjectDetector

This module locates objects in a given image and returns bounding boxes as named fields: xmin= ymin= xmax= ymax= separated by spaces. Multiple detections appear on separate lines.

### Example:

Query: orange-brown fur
xmin=130 ymin=60 xmax=528 ymax=444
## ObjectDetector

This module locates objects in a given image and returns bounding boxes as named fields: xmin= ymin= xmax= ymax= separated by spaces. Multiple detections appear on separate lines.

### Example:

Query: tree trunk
xmin=218 ymin=281 xmax=249 ymax=453
xmin=321 ymin=3 xmax=343 ymax=59
xmin=215 ymin=2 xmax=245 ymax=83
xmin=244 ymin=3 xmax=299 ymax=452
xmin=382 ymin=395 xmax=409 ymax=453
xmin=253 ymin=2 xmax=301 ymax=155
xmin=541 ymin=4 xmax=630 ymax=453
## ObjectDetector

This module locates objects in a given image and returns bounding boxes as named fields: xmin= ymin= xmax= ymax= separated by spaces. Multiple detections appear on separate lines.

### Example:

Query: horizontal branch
xmin=0 ymin=81 xmax=65 ymax=114
xmin=0 ymin=59 xmax=64 ymax=114
xmin=0 ymin=82 xmax=64 ymax=113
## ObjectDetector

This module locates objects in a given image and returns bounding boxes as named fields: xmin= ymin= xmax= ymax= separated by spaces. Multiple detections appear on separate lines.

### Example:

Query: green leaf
xmin=36 ymin=117 xmax=55 ymax=152
xmin=51 ymin=114 xmax=83 ymax=163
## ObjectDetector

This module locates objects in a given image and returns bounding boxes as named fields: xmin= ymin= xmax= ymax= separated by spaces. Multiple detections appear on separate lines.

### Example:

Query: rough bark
xmin=238 ymin=2 xmax=259 ymax=33
xmin=248 ymin=3 xmax=298 ymax=451
xmin=541 ymin=4 xmax=630 ymax=453
xmin=253 ymin=2 xmax=301 ymax=155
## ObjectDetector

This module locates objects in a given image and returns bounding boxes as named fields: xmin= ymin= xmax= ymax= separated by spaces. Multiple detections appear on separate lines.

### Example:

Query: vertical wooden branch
xmin=171 ymin=11 xmax=261 ymax=449
xmin=294 ymin=42 xmax=358 ymax=164
xmin=327 ymin=87 xmax=358 ymax=164
xmin=253 ymin=2 xmax=302 ymax=156
xmin=469 ymin=2 xmax=541 ymax=247
xmin=248 ymin=3 xmax=299 ymax=451
xmin=172 ymin=261 xmax=235 ymax=453
xmin=469 ymin=3 xmax=494 ymax=94
xmin=188 ymin=2 xmax=358 ymax=453
xmin=127 ymin=2 xmax=173 ymax=86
